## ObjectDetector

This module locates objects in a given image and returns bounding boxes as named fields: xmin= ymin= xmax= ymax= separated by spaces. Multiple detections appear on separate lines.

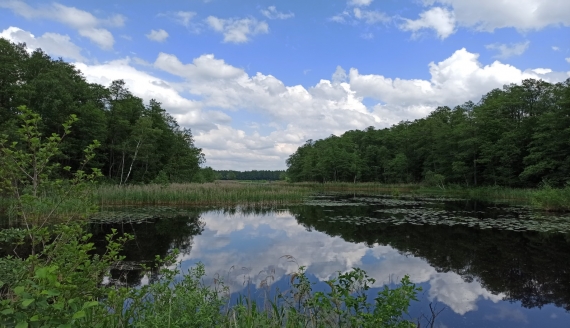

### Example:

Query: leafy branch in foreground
xmin=0 ymin=105 xmax=102 ymax=228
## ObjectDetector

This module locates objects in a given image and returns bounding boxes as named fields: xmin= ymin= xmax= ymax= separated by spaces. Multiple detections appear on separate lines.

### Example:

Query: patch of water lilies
xmin=351 ymin=197 xmax=431 ymax=207
xmin=304 ymin=200 xmax=366 ymax=207
xmin=90 ymin=206 xmax=201 ymax=224
xmin=319 ymin=209 xmax=570 ymax=233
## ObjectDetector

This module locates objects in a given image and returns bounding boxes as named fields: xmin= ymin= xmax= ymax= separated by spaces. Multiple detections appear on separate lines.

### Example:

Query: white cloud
xmin=353 ymin=8 xmax=390 ymax=24
xmin=330 ymin=11 xmax=350 ymax=24
xmin=0 ymin=26 xmax=85 ymax=61
xmin=0 ymin=0 xmax=123 ymax=49
xmin=159 ymin=11 xmax=202 ymax=33
xmin=566 ymin=58 xmax=570 ymax=64
xmin=331 ymin=8 xmax=389 ymax=25
xmin=38 ymin=45 xmax=567 ymax=170
xmin=423 ymin=0 xmax=570 ymax=31
xmin=146 ymin=29 xmax=169 ymax=42
xmin=485 ymin=41 xmax=530 ymax=59
xmin=206 ymin=16 xmax=269 ymax=43
xmin=552 ymin=46 xmax=560 ymax=51
xmin=349 ymin=48 xmax=567 ymax=110
xmin=260 ymin=6 xmax=294 ymax=20
xmin=74 ymin=57 xmax=230 ymax=132
xmin=154 ymin=53 xmax=245 ymax=81
xmin=348 ymin=0 xmax=373 ymax=7
xmin=147 ymin=48 xmax=569 ymax=169
xmin=332 ymin=66 xmax=348 ymax=84
xmin=399 ymin=7 xmax=456 ymax=39
xmin=174 ymin=11 xmax=197 ymax=27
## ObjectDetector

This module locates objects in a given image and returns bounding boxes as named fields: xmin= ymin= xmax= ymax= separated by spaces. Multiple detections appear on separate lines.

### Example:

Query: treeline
xmin=215 ymin=170 xmax=285 ymax=180
xmin=286 ymin=79 xmax=570 ymax=187
xmin=0 ymin=39 xmax=213 ymax=184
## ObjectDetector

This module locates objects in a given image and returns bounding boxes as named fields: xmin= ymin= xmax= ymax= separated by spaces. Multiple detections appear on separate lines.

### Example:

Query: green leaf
xmin=15 ymin=322 xmax=28 ymax=328
xmin=1 ymin=308 xmax=14 ymax=315
xmin=41 ymin=289 xmax=60 ymax=296
xmin=30 ymin=315 xmax=39 ymax=322
xmin=82 ymin=301 xmax=99 ymax=309
xmin=21 ymin=298 xmax=35 ymax=307
xmin=72 ymin=310 xmax=86 ymax=319
xmin=14 ymin=286 xmax=25 ymax=295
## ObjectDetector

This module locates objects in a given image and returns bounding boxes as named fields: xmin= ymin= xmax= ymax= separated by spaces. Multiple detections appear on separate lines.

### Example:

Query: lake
xmin=90 ymin=194 xmax=570 ymax=327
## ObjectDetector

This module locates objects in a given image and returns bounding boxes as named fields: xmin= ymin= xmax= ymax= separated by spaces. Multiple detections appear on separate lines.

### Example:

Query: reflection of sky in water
xmin=176 ymin=210 xmax=570 ymax=327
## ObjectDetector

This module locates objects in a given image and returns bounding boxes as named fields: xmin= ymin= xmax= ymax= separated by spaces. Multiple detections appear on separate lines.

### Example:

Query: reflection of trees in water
xmin=288 ymin=201 xmax=570 ymax=311
xmin=90 ymin=210 xmax=205 ymax=287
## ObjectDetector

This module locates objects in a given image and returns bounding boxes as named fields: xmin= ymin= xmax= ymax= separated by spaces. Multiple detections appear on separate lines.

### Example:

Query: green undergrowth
xmin=0 ymin=228 xmax=421 ymax=328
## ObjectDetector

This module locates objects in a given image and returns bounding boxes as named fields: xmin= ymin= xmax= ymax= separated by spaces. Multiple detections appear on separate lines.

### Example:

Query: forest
xmin=0 ymin=39 xmax=212 ymax=185
xmin=286 ymin=78 xmax=570 ymax=188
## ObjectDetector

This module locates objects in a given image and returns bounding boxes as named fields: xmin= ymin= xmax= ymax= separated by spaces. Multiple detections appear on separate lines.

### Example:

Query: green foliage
xmin=531 ymin=183 xmax=570 ymax=212
xmin=0 ymin=39 xmax=204 ymax=187
xmin=286 ymin=79 xmax=570 ymax=189
xmin=0 ymin=106 xmax=130 ymax=327
xmin=0 ymin=106 xmax=102 ymax=224
xmin=0 ymin=97 xmax=421 ymax=327
xmin=424 ymin=171 xmax=445 ymax=189
xmin=225 ymin=266 xmax=419 ymax=328
xmin=0 ymin=226 xmax=132 ymax=328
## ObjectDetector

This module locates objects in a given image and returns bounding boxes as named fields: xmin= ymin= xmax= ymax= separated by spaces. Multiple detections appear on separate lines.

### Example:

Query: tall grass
xmin=94 ymin=181 xmax=310 ymax=206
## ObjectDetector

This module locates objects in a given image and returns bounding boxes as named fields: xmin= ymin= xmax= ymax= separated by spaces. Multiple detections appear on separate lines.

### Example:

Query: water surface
xmin=91 ymin=195 xmax=570 ymax=327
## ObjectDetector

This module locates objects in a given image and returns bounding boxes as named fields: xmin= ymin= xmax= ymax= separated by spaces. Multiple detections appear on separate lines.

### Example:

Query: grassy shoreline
xmin=2 ymin=182 xmax=569 ymax=214
xmin=93 ymin=181 xmax=311 ymax=206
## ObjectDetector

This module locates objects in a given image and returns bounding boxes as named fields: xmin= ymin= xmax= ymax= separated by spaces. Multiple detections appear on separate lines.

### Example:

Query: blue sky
xmin=1 ymin=0 xmax=570 ymax=169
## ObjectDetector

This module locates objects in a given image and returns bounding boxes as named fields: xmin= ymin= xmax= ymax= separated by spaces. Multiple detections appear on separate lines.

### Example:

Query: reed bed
xmin=94 ymin=182 xmax=310 ymax=206
xmin=295 ymin=182 xmax=420 ymax=193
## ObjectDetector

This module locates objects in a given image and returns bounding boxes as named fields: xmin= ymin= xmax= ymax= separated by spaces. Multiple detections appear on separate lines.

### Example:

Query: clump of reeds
xmin=94 ymin=182 xmax=310 ymax=206
xmin=530 ymin=185 xmax=570 ymax=212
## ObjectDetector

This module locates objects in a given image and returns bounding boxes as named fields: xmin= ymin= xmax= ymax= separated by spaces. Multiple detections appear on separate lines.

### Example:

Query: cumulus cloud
xmin=174 ymin=11 xmax=197 ymax=27
xmin=0 ymin=26 xmax=85 ymax=61
xmin=146 ymin=48 xmax=569 ymax=169
xmin=0 ymin=0 xmax=123 ymax=49
xmin=206 ymin=16 xmax=269 ymax=43
xmin=485 ymin=41 xmax=530 ymax=59
xmin=260 ymin=6 xmax=294 ymax=20
xmin=331 ymin=8 xmax=389 ymax=25
xmin=353 ymin=8 xmax=390 ymax=24
xmin=37 ymin=45 xmax=567 ymax=170
xmin=399 ymin=7 xmax=456 ymax=39
xmin=348 ymin=0 xmax=373 ymax=7
xmin=348 ymin=48 xmax=567 ymax=109
xmin=145 ymin=29 xmax=169 ymax=42
xmin=154 ymin=52 xmax=245 ymax=81
xmin=74 ymin=57 xmax=230 ymax=132
xmin=330 ymin=11 xmax=351 ymax=24
xmin=423 ymin=0 xmax=570 ymax=32
xmin=566 ymin=58 xmax=570 ymax=64
xmin=159 ymin=11 xmax=202 ymax=33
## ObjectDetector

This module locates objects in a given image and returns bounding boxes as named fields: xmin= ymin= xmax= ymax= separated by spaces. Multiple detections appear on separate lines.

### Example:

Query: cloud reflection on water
xmin=176 ymin=210 xmax=503 ymax=315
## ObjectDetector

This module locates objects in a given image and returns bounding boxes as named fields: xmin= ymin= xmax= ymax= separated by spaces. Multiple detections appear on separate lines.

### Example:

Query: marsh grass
xmin=530 ymin=185 xmax=570 ymax=212
xmin=94 ymin=182 xmax=310 ymax=206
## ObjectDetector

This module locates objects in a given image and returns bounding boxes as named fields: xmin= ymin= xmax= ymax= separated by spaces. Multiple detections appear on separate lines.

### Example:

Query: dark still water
xmin=91 ymin=195 xmax=570 ymax=327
